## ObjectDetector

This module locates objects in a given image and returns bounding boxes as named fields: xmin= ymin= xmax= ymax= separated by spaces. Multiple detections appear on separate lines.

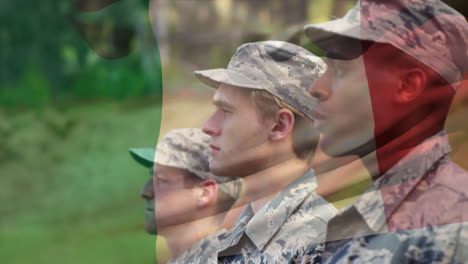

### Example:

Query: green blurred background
xmin=1 ymin=0 xmax=467 ymax=263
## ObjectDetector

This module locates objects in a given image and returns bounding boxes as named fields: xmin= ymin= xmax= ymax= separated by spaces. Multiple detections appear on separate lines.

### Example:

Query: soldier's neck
xmin=241 ymin=157 xmax=309 ymax=214
xmin=160 ymin=215 xmax=222 ymax=260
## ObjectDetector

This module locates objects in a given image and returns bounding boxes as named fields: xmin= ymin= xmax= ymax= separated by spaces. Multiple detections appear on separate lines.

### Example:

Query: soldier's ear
xmin=395 ymin=67 xmax=427 ymax=104
xmin=196 ymin=179 xmax=218 ymax=208
xmin=270 ymin=109 xmax=295 ymax=141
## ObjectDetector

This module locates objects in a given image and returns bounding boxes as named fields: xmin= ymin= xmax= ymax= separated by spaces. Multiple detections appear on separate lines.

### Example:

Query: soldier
xmin=173 ymin=41 xmax=336 ymax=263
xmin=303 ymin=0 xmax=468 ymax=263
xmin=136 ymin=128 xmax=241 ymax=263
xmin=129 ymin=147 xmax=158 ymax=235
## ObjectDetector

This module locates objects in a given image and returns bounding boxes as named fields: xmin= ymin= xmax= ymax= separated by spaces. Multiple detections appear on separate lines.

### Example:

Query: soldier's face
xmin=309 ymin=55 xmax=375 ymax=157
xmin=152 ymin=164 xmax=199 ymax=231
xmin=202 ymin=84 xmax=271 ymax=177
xmin=309 ymin=43 xmax=403 ymax=157
xmin=140 ymin=174 xmax=157 ymax=235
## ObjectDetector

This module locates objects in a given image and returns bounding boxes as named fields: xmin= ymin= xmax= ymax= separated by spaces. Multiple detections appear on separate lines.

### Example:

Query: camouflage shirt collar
xmin=245 ymin=169 xmax=318 ymax=250
xmin=218 ymin=203 xmax=255 ymax=250
xmin=349 ymin=130 xmax=451 ymax=232
xmin=170 ymin=228 xmax=227 ymax=264
xmin=178 ymin=204 xmax=255 ymax=262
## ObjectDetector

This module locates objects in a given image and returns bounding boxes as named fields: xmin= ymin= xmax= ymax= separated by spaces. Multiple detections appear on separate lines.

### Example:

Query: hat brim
xmin=304 ymin=18 xmax=362 ymax=45
xmin=304 ymin=20 xmax=382 ymax=60
xmin=194 ymin=69 xmax=264 ymax=91
xmin=129 ymin=148 xmax=155 ymax=168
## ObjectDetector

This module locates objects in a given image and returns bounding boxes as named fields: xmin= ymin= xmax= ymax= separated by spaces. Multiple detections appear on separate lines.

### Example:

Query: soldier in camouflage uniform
xmin=302 ymin=0 xmax=468 ymax=263
xmin=145 ymin=128 xmax=241 ymax=263
xmin=129 ymin=147 xmax=158 ymax=235
xmin=171 ymin=41 xmax=337 ymax=263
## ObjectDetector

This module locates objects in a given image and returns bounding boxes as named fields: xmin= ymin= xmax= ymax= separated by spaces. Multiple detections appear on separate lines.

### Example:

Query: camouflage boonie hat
xmin=194 ymin=41 xmax=326 ymax=118
xmin=129 ymin=147 xmax=155 ymax=168
xmin=304 ymin=0 xmax=468 ymax=90
xmin=153 ymin=128 xmax=242 ymax=199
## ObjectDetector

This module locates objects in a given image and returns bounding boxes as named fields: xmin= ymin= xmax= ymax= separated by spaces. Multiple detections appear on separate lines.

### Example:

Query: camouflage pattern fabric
xmin=168 ymin=228 xmax=228 ymax=264
xmin=167 ymin=208 xmax=255 ymax=264
xmin=300 ymin=131 xmax=468 ymax=263
xmin=155 ymin=128 xmax=243 ymax=199
xmin=172 ymin=170 xmax=338 ymax=263
xmin=304 ymin=0 xmax=468 ymax=90
xmin=194 ymin=41 xmax=326 ymax=119
xmin=168 ymin=204 xmax=256 ymax=264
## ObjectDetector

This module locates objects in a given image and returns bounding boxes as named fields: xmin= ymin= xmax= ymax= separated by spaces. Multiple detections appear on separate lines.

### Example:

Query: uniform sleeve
xmin=453 ymin=222 xmax=468 ymax=264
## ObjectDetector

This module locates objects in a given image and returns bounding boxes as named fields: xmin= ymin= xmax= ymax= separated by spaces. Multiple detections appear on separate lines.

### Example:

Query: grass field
xmin=0 ymin=94 xmax=214 ymax=264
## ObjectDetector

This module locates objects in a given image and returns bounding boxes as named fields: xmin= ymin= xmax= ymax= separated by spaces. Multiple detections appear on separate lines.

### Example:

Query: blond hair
xmin=250 ymin=90 xmax=318 ymax=161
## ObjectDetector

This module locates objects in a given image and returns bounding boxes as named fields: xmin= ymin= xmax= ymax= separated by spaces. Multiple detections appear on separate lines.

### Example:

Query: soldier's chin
xmin=320 ymin=138 xmax=353 ymax=158
xmin=209 ymin=161 xmax=235 ymax=177
xmin=321 ymin=135 xmax=376 ymax=158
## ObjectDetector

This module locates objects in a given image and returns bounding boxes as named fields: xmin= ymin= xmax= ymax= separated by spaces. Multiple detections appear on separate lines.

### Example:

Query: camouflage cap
xmin=194 ymin=41 xmax=326 ymax=118
xmin=153 ymin=128 xmax=242 ymax=199
xmin=129 ymin=147 xmax=155 ymax=168
xmin=304 ymin=0 xmax=468 ymax=90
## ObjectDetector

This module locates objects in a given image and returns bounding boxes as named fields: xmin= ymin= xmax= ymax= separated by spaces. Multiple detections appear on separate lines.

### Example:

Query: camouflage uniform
xmin=300 ymin=132 xmax=468 ymax=263
xmin=169 ymin=204 xmax=256 ymax=264
xmin=171 ymin=170 xmax=337 ymax=264
xmin=171 ymin=42 xmax=333 ymax=263
xmin=302 ymin=0 xmax=468 ymax=263
xmin=217 ymin=170 xmax=337 ymax=264
xmin=169 ymin=229 xmax=228 ymax=264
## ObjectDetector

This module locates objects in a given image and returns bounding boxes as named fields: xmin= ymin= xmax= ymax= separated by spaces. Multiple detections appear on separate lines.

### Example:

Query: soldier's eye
xmin=216 ymin=106 xmax=230 ymax=114
xmin=156 ymin=177 xmax=168 ymax=183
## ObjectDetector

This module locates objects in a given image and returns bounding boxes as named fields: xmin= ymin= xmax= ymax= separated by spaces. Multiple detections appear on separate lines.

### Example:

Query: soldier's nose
xmin=309 ymin=70 xmax=331 ymax=101
xmin=202 ymin=112 xmax=221 ymax=137
xmin=140 ymin=178 xmax=154 ymax=200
